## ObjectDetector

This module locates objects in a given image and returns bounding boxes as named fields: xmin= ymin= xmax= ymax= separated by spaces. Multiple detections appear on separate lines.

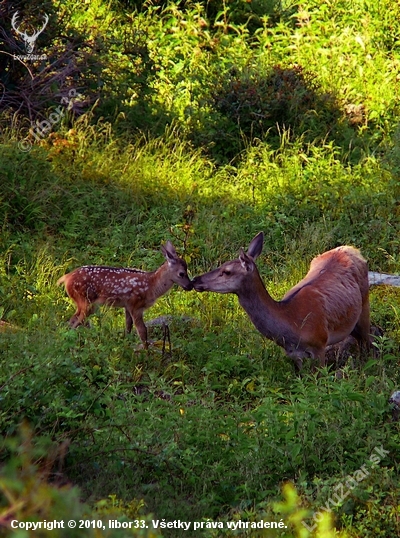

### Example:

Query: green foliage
xmin=209 ymin=64 xmax=341 ymax=159
xmin=0 ymin=424 xmax=161 ymax=536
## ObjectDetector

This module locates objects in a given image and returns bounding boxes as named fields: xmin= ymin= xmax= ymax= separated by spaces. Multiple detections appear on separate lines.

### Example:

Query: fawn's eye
xmin=222 ymin=270 xmax=231 ymax=276
xmin=179 ymin=272 xmax=186 ymax=278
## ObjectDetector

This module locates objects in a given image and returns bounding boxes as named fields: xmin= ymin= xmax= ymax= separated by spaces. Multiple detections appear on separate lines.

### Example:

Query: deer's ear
xmin=247 ymin=232 xmax=264 ymax=260
xmin=239 ymin=248 xmax=254 ymax=272
xmin=161 ymin=241 xmax=178 ymax=264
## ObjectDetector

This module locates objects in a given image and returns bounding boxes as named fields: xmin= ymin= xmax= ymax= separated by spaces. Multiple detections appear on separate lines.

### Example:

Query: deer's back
xmin=63 ymin=266 xmax=150 ymax=306
xmin=281 ymin=246 xmax=368 ymax=337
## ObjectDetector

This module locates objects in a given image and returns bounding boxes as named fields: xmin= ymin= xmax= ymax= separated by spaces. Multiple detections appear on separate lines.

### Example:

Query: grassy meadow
xmin=0 ymin=0 xmax=399 ymax=536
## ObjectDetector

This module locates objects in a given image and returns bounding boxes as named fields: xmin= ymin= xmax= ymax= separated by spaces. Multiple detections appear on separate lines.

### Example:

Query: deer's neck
xmin=150 ymin=263 xmax=174 ymax=300
xmin=236 ymin=271 xmax=293 ymax=346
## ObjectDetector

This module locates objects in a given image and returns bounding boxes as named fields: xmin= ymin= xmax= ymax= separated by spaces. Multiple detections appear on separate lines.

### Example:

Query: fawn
xmin=58 ymin=241 xmax=192 ymax=348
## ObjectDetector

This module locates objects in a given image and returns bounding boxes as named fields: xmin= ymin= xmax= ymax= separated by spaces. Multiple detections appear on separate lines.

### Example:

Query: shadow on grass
xmin=188 ymin=64 xmax=375 ymax=165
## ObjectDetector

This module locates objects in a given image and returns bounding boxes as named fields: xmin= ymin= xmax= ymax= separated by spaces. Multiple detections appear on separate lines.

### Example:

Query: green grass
xmin=1 ymin=1 xmax=400 ymax=536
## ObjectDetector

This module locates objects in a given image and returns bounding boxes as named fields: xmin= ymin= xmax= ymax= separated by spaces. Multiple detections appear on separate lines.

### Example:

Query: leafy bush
xmin=0 ymin=0 xmax=156 ymax=135
xmin=211 ymin=64 xmax=341 ymax=155
xmin=0 ymin=424 xmax=161 ymax=537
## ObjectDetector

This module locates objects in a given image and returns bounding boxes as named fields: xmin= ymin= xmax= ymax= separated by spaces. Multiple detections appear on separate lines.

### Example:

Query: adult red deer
xmin=58 ymin=241 xmax=192 ymax=348
xmin=193 ymin=232 xmax=371 ymax=369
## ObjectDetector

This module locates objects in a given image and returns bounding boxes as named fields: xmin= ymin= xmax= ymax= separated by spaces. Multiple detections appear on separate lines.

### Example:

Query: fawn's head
xmin=193 ymin=232 xmax=264 ymax=293
xmin=161 ymin=241 xmax=193 ymax=291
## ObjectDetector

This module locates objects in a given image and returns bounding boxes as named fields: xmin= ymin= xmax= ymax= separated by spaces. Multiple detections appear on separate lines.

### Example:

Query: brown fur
xmin=58 ymin=242 xmax=192 ymax=347
xmin=193 ymin=233 xmax=371 ymax=370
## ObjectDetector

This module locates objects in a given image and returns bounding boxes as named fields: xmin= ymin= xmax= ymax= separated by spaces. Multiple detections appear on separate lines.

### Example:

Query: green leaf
xmin=363 ymin=359 xmax=379 ymax=371
xmin=365 ymin=376 xmax=376 ymax=388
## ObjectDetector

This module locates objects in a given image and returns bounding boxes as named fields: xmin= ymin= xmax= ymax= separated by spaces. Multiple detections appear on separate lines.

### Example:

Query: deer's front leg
xmin=132 ymin=311 xmax=148 ymax=349
xmin=125 ymin=308 xmax=134 ymax=334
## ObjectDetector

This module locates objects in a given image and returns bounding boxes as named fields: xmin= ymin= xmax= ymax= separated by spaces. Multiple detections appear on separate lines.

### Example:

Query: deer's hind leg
xmin=351 ymin=299 xmax=371 ymax=355
xmin=69 ymin=299 xmax=95 ymax=328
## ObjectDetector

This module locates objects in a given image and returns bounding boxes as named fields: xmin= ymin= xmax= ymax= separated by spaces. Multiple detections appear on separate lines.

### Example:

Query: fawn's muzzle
xmin=192 ymin=277 xmax=206 ymax=292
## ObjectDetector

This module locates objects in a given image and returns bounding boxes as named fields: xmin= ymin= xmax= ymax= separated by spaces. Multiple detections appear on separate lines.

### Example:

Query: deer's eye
xmin=222 ymin=270 xmax=231 ymax=276
xmin=179 ymin=272 xmax=186 ymax=278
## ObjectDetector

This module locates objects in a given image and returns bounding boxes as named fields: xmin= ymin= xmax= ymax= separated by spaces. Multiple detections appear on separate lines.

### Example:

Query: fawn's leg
xmin=130 ymin=310 xmax=148 ymax=348
xmin=69 ymin=302 xmax=95 ymax=328
xmin=125 ymin=308 xmax=134 ymax=334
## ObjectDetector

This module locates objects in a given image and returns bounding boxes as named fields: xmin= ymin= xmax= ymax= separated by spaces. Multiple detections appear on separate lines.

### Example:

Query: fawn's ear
xmin=161 ymin=241 xmax=178 ymax=264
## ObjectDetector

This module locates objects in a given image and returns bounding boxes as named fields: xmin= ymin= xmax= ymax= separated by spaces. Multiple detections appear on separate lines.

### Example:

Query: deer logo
xmin=11 ymin=11 xmax=49 ymax=53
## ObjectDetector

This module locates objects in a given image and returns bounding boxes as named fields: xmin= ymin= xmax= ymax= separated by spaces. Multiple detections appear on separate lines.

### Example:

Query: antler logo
xmin=11 ymin=11 xmax=49 ymax=53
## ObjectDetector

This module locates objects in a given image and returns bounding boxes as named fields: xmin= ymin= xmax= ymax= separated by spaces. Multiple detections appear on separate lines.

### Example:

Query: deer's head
xmin=11 ymin=11 xmax=49 ymax=53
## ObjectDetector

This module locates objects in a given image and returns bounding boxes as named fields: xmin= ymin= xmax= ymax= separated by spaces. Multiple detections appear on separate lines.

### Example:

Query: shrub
xmin=209 ymin=64 xmax=341 ymax=158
